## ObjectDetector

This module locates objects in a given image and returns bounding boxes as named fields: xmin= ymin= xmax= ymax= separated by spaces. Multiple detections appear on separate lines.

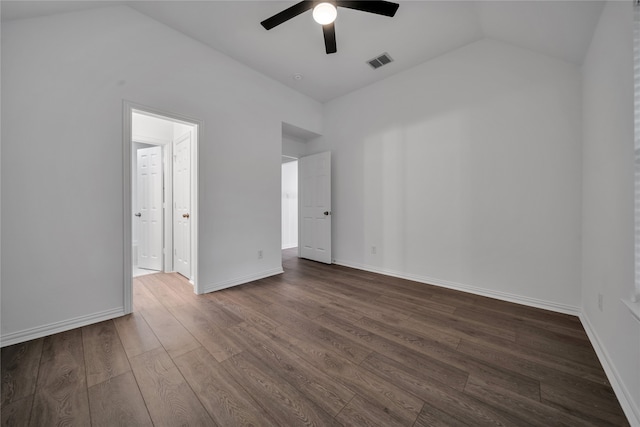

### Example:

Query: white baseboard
xmin=333 ymin=259 xmax=581 ymax=316
xmin=200 ymin=267 xmax=284 ymax=294
xmin=0 ymin=307 xmax=125 ymax=348
xmin=580 ymin=313 xmax=640 ymax=427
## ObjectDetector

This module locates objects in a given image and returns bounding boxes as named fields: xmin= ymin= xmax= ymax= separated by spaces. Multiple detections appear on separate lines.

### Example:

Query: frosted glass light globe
xmin=313 ymin=3 xmax=337 ymax=25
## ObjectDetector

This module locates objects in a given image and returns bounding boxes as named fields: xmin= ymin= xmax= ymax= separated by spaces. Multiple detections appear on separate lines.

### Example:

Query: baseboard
xmin=0 ymin=307 xmax=125 ymax=348
xmin=200 ymin=267 xmax=284 ymax=294
xmin=333 ymin=259 xmax=581 ymax=316
xmin=580 ymin=313 xmax=640 ymax=426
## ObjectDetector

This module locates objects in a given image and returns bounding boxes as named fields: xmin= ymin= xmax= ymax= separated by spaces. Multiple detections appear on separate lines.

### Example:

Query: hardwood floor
xmin=1 ymin=249 xmax=630 ymax=426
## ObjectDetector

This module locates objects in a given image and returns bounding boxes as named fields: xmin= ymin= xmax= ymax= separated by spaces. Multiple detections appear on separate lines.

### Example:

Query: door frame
xmin=123 ymin=101 xmax=202 ymax=314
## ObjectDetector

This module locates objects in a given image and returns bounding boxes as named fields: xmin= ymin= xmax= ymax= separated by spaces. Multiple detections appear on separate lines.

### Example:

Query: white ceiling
xmin=2 ymin=1 xmax=604 ymax=103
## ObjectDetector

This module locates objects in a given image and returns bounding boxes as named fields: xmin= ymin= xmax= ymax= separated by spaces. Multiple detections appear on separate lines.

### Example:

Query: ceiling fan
xmin=261 ymin=1 xmax=400 ymax=54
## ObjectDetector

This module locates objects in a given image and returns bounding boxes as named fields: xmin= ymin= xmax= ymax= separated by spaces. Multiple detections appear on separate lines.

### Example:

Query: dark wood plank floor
xmin=1 ymin=249 xmax=630 ymax=426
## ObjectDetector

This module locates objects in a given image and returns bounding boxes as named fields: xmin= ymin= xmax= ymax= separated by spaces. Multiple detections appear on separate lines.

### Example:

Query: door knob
xmin=134 ymin=213 xmax=142 ymax=217
xmin=183 ymin=213 xmax=190 ymax=218
xmin=324 ymin=211 xmax=331 ymax=216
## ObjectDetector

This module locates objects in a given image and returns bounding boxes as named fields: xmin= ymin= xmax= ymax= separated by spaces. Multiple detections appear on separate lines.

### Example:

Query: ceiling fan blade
xmin=323 ymin=22 xmax=337 ymax=54
xmin=336 ymin=0 xmax=399 ymax=17
xmin=261 ymin=1 xmax=314 ymax=30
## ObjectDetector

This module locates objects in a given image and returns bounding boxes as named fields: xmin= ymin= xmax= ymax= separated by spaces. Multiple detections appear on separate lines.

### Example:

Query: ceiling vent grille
xmin=367 ymin=52 xmax=393 ymax=70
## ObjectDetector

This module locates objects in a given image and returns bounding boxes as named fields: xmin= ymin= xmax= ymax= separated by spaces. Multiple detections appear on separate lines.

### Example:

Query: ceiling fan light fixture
xmin=312 ymin=2 xmax=337 ymax=25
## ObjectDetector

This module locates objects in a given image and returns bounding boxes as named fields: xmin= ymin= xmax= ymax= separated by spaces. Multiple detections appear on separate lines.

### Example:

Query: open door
xmin=174 ymin=131 xmax=192 ymax=279
xmin=136 ymin=145 xmax=163 ymax=271
xmin=299 ymin=151 xmax=332 ymax=264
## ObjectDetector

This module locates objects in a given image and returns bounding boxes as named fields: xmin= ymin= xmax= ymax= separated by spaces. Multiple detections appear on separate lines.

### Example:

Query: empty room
xmin=1 ymin=1 xmax=639 ymax=425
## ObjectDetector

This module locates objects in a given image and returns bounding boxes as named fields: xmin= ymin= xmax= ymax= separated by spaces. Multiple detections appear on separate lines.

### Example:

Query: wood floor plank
xmin=130 ymin=347 xmax=215 ymax=426
xmin=457 ymin=338 xmax=626 ymax=424
xmin=442 ymin=318 xmax=607 ymax=383
xmin=221 ymin=350 xmax=337 ymax=426
xmin=375 ymin=293 xmax=457 ymax=316
xmin=113 ymin=312 xmax=162 ymax=359
xmin=357 ymin=351 xmax=532 ymax=426
xmin=464 ymin=375 xmax=601 ymax=427
xmin=413 ymin=402 xmax=471 ymax=427
xmin=279 ymin=318 xmax=372 ymax=365
xmin=155 ymin=274 xmax=244 ymax=328
xmin=357 ymin=314 xmax=461 ymax=353
xmin=82 ymin=320 xmax=131 ymax=387
xmin=139 ymin=306 xmax=201 ymax=358
xmin=1 ymin=396 xmax=33 ymax=427
xmin=229 ymin=322 xmax=355 ymax=416
xmin=140 ymin=275 xmax=185 ymax=309
xmin=309 ymin=284 xmax=409 ymax=325
xmin=88 ymin=371 xmax=153 ymax=426
xmin=515 ymin=322 xmax=602 ymax=368
xmin=209 ymin=292 xmax=281 ymax=331
xmin=273 ymin=279 xmax=366 ymax=323
xmin=407 ymin=308 xmax=518 ymax=345
xmin=29 ymin=330 xmax=91 ymax=427
xmin=1 ymin=338 xmax=42 ymax=406
xmin=271 ymin=323 xmax=423 ymax=424
xmin=166 ymin=304 xmax=244 ymax=362
xmin=540 ymin=383 xmax=630 ymax=426
xmin=335 ymin=394 xmax=416 ymax=427
xmin=132 ymin=275 xmax=163 ymax=311
xmin=174 ymin=346 xmax=279 ymax=427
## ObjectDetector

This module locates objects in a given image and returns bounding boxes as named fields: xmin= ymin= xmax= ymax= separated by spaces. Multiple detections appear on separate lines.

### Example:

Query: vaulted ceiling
xmin=2 ymin=1 xmax=604 ymax=103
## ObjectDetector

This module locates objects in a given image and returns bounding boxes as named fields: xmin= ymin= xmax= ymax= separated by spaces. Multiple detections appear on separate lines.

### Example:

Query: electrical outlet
xmin=598 ymin=293 xmax=603 ymax=312
xmin=258 ymin=250 xmax=263 ymax=259
xmin=371 ymin=246 xmax=377 ymax=255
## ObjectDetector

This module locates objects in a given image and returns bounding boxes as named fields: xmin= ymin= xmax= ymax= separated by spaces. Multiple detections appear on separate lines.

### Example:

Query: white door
xmin=136 ymin=146 xmax=163 ymax=271
xmin=174 ymin=131 xmax=191 ymax=279
xmin=299 ymin=151 xmax=332 ymax=264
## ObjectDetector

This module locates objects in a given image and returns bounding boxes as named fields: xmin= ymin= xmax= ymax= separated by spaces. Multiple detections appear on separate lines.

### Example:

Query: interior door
xmin=136 ymin=146 xmax=163 ymax=271
xmin=174 ymin=131 xmax=191 ymax=279
xmin=299 ymin=151 xmax=332 ymax=264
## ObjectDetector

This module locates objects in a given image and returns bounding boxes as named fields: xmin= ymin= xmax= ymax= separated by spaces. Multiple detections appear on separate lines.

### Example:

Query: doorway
xmin=124 ymin=102 xmax=201 ymax=313
xmin=282 ymin=156 xmax=298 ymax=250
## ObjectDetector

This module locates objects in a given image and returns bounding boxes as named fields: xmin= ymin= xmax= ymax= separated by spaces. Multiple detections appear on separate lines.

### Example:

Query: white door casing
xmin=174 ymin=131 xmax=191 ymax=279
xmin=136 ymin=146 xmax=163 ymax=271
xmin=299 ymin=151 xmax=332 ymax=264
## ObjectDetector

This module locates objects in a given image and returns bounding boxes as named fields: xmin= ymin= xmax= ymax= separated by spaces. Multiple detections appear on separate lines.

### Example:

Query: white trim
xmin=580 ymin=313 xmax=640 ymax=427
xmin=0 ymin=308 xmax=125 ymax=348
xmin=200 ymin=268 xmax=284 ymax=294
xmin=622 ymin=298 xmax=640 ymax=323
xmin=333 ymin=259 xmax=581 ymax=316
xmin=123 ymin=103 xmax=133 ymax=314
xmin=132 ymin=134 xmax=170 ymax=146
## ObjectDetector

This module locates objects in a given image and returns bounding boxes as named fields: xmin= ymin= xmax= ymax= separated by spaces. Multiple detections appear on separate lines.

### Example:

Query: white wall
xmin=281 ymin=161 xmax=298 ymax=249
xmin=581 ymin=2 xmax=640 ymax=424
xmin=282 ymin=135 xmax=308 ymax=159
xmin=308 ymin=38 xmax=583 ymax=312
xmin=0 ymin=6 xmax=322 ymax=344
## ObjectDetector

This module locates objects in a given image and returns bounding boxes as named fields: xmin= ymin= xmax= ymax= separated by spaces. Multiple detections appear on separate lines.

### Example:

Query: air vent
xmin=367 ymin=52 xmax=393 ymax=70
